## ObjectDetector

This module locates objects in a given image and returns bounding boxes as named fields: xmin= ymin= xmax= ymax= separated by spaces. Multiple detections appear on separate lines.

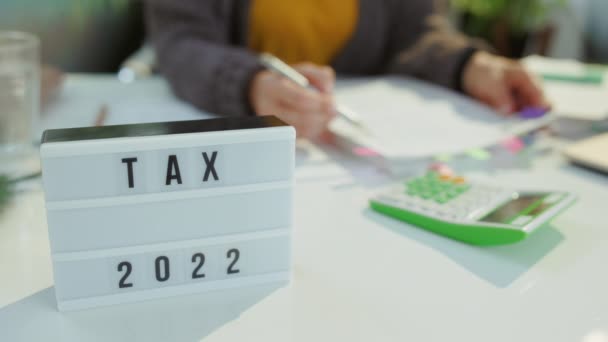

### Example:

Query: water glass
xmin=0 ymin=31 xmax=40 ymax=161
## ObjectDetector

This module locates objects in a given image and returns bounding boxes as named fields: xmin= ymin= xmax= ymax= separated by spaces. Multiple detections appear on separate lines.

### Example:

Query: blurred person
xmin=146 ymin=0 xmax=549 ymax=140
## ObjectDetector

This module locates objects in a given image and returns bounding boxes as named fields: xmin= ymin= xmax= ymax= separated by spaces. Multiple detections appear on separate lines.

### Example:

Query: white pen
xmin=259 ymin=53 xmax=367 ymax=130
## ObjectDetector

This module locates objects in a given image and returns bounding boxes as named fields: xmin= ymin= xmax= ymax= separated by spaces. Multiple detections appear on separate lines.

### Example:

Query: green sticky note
xmin=435 ymin=154 xmax=452 ymax=162
xmin=541 ymin=70 xmax=604 ymax=84
xmin=467 ymin=148 xmax=491 ymax=160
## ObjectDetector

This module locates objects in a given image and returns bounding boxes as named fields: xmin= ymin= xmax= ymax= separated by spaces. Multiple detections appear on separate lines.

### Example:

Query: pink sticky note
xmin=429 ymin=163 xmax=454 ymax=176
xmin=501 ymin=136 xmax=525 ymax=153
xmin=353 ymin=147 xmax=381 ymax=157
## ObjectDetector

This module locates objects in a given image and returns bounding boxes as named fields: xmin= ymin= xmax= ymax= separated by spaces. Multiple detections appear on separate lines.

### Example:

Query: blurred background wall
xmin=0 ymin=0 xmax=144 ymax=72
xmin=582 ymin=0 xmax=608 ymax=62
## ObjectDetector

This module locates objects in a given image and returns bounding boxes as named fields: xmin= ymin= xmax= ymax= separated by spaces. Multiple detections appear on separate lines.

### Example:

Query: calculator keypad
xmin=405 ymin=172 xmax=471 ymax=204
xmin=376 ymin=172 xmax=509 ymax=221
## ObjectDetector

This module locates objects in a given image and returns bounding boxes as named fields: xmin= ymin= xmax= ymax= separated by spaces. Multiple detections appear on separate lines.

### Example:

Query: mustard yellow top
xmin=248 ymin=0 xmax=358 ymax=65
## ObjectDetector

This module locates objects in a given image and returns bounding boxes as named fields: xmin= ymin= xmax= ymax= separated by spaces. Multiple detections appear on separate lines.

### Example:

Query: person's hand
xmin=462 ymin=51 xmax=549 ymax=115
xmin=249 ymin=62 xmax=337 ymax=141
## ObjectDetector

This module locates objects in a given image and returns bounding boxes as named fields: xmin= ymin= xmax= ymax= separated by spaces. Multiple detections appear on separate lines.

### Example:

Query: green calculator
xmin=370 ymin=171 xmax=576 ymax=246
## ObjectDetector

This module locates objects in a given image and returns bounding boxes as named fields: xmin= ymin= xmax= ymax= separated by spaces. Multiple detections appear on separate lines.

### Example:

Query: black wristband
xmin=454 ymin=47 xmax=479 ymax=93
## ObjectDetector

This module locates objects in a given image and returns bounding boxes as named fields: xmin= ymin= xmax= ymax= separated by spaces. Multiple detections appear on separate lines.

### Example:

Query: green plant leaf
xmin=0 ymin=172 xmax=40 ymax=212
xmin=453 ymin=0 xmax=566 ymax=33
xmin=0 ymin=175 xmax=13 ymax=212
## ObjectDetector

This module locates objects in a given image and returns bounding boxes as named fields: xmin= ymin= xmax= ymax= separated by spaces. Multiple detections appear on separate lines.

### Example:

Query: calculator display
xmin=479 ymin=194 xmax=551 ymax=224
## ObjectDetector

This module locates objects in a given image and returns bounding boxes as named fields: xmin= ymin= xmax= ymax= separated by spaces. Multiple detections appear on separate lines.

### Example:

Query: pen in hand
xmin=259 ymin=53 xmax=367 ymax=131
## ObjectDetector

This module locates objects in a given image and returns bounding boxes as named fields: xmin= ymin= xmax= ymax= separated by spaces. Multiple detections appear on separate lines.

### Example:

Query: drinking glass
xmin=0 ymin=31 xmax=40 ymax=163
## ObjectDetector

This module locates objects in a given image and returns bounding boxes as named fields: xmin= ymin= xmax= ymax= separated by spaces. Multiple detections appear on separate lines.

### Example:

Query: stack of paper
xmin=331 ymin=77 xmax=552 ymax=173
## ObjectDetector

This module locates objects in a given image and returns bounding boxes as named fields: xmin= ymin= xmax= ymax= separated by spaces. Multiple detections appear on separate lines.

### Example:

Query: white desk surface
xmin=1 ymin=75 xmax=607 ymax=342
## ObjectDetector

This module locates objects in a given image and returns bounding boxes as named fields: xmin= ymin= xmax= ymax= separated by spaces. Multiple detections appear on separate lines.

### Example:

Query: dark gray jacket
xmin=146 ymin=0 xmax=483 ymax=116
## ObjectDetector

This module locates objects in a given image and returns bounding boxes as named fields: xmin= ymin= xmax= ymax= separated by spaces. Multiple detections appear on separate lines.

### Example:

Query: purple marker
xmin=519 ymin=106 xmax=547 ymax=119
